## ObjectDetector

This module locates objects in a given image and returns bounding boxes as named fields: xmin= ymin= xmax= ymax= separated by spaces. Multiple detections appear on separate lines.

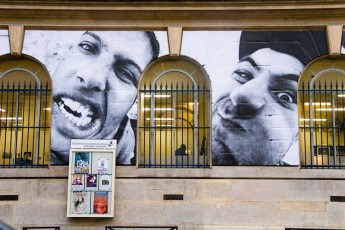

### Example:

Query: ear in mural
xmin=23 ymin=30 xmax=167 ymax=165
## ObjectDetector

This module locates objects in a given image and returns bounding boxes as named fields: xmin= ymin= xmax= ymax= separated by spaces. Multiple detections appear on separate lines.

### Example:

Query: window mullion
xmin=149 ymin=85 xmax=155 ymax=167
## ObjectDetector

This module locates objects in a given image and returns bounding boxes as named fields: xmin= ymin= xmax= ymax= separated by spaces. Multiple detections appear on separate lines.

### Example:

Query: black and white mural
xmin=21 ymin=30 xmax=328 ymax=166
xmin=0 ymin=30 xmax=10 ymax=55
xmin=182 ymin=30 xmax=328 ymax=165
xmin=23 ymin=30 xmax=169 ymax=165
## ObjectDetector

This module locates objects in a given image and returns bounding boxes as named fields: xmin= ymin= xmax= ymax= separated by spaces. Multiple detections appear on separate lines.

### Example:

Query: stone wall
xmin=0 ymin=166 xmax=344 ymax=229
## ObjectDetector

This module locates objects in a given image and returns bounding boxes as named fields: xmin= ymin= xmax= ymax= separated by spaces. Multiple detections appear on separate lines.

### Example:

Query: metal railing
xmin=299 ymin=80 xmax=345 ymax=169
xmin=23 ymin=227 xmax=60 ymax=230
xmin=106 ymin=227 xmax=178 ymax=230
xmin=0 ymin=81 xmax=51 ymax=168
xmin=138 ymin=81 xmax=210 ymax=168
xmin=286 ymin=228 xmax=345 ymax=230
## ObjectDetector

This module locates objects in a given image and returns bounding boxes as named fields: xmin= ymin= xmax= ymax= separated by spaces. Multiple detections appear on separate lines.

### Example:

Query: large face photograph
xmin=182 ymin=30 xmax=328 ymax=166
xmin=23 ymin=30 xmax=168 ymax=165
xmin=22 ymin=29 xmax=328 ymax=166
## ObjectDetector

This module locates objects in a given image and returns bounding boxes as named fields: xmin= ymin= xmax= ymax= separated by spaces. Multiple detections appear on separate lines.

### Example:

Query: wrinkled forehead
xmin=249 ymin=48 xmax=304 ymax=76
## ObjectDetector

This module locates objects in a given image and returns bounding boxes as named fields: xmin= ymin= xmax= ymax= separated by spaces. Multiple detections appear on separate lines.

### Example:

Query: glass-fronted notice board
xmin=67 ymin=139 xmax=116 ymax=217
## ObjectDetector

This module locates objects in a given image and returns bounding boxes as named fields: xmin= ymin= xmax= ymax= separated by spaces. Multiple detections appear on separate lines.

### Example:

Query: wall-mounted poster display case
xmin=67 ymin=139 xmax=116 ymax=218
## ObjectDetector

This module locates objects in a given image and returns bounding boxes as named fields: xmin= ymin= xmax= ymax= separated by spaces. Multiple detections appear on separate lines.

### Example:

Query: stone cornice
xmin=0 ymin=1 xmax=344 ymax=29
xmin=1 ymin=0 xmax=345 ymax=11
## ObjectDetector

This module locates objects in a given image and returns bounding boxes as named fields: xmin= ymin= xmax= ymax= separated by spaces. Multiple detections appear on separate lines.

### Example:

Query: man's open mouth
xmin=55 ymin=97 xmax=96 ymax=128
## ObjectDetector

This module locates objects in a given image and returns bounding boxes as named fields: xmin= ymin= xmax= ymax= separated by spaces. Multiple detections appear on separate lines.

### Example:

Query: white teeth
xmin=58 ymin=97 xmax=95 ymax=127
xmin=81 ymin=106 xmax=89 ymax=117
xmin=82 ymin=117 xmax=92 ymax=126
xmin=64 ymin=98 xmax=72 ymax=106
xmin=70 ymin=101 xmax=79 ymax=111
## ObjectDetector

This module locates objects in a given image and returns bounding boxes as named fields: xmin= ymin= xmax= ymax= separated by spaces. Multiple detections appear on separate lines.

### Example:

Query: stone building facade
xmin=1 ymin=1 xmax=345 ymax=229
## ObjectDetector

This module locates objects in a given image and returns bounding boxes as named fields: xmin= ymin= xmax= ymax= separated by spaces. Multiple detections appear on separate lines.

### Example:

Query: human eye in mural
xmin=211 ymin=30 xmax=328 ymax=165
xmin=23 ymin=30 xmax=163 ymax=165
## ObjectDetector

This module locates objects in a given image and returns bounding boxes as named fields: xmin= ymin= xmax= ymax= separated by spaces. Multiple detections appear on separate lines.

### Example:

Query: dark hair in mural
xmin=212 ymin=30 xmax=328 ymax=166
xmin=145 ymin=31 xmax=160 ymax=61
xmin=239 ymin=30 xmax=328 ymax=65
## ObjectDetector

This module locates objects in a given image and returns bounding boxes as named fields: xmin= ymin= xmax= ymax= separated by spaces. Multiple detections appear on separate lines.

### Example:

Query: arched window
xmin=0 ymin=55 xmax=52 ymax=167
xmin=299 ymin=57 xmax=345 ymax=168
xmin=138 ymin=56 xmax=211 ymax=168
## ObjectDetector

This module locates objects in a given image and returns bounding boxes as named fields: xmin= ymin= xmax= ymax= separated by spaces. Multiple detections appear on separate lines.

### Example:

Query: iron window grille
xmin=138 ymin=57 xmax=211 ymax=168
xmin=0 ymin=57 xmax=52 ymax=168
xmin=299 ymin=68 xmax=345 ymax=169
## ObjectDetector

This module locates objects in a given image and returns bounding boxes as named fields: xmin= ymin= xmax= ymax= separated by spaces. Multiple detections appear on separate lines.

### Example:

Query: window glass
xmin=138 ymin=56 xmax=210 ymax=168
xmin=0 ymin=56 xmax=51 ymax=167
xmin=299 ymin=57 xmax=345 ymax=168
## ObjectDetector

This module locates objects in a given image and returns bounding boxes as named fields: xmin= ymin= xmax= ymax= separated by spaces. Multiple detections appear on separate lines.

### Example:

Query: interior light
xmin=43 ymin=108 xmax=51 ymax=111
xmin=338 ymin=94 xmax=345 ymax=97
xmin=146 ymin=118 xmax=174 ymax=121
xmin=316 ymin=108 xmax=345 ymax=111
xmin=142 ymin=94 xmax=171 ymax=98
xmin=300 ymin=118 xmax=327 ymax=122
xmin=143 ymin=108 xmax=173 ymax=111
xmin=304 ymin=102 xmax=331 ymax=106
xmin=0 ymin=108 xmax=5 ymax=112
xmin=0 ymin=117 xmax=23 ymax=120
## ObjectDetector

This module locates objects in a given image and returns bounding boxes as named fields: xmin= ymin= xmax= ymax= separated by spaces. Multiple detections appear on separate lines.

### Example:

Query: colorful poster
xmin=97 ymin=158 xmax=109 ymax=173
xmin=74 ymin=152 xmax=90 ymax=174
xmin=68 ymin=150 xmax=115 ymax=217
xmin=86 ymin=174 xmax=98 ymax=191
xmin=99 ymin=175 xmax=111 ymax=191
xmin=71 ymin=191 xmax=90 ymax=214
xmin=71 ymin=174 xmax=84 ymax=191
xmin=93 ymin=191 xmax=109 ymax=214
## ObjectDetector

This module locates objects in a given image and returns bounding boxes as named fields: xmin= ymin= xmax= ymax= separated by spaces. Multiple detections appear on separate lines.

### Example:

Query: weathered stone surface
xmin=202 ymin=180 xmax=233 ymax=201
xmin=316 ymin=202 xmax=345 ymax=228
xmin=287 ymin=180 xmax=334 ymax=201
xmin=279 ymin=201 xmax=326 ymax=212
xmin=1 ymin=172 xmax=344 ymax=229
xmin=0 ymin=204 xmax=14 ymax=225
xmin=115 ymin=180 xmax=146 ymax=201
xmin=279 ymin=210 xmax=317 ymax=227
xmin=14 ymin=202 xmax=67 ymax=225
xmin=220 ymin=201 xmax=280 ymax=226
xmin=232 ymin=180 xmax=289 ymax=201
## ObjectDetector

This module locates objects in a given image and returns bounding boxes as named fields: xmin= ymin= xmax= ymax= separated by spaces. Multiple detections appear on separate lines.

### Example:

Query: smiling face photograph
xmin=23 ymin=30 xmax=164 ymax=165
